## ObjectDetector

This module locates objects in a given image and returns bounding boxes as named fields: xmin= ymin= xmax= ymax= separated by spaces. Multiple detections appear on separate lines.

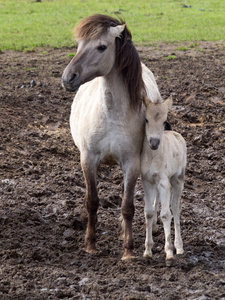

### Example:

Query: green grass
xmin=177 ymin=46 xmax=189 ymax=51
xmin=0 ymin=0 xmax=224 ymax=50
xmin=164 ymin=54 xmax=177 ymax=60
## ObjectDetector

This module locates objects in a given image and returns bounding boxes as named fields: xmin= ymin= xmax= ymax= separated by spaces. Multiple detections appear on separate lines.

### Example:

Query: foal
xmin=141 ymin=96 xmax=187 ymax=260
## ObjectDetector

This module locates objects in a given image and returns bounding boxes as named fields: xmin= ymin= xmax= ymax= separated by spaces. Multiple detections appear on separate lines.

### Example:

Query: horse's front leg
xmin=121 ymin=163 xmax=139 ymax=260
xmin=81 ymin=154 xmax=99 ymax=253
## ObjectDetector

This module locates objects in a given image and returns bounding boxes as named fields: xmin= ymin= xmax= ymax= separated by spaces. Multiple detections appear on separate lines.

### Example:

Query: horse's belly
xmin=99 ymin=132 xmax=135 ymax=165
xmin=100 ymin=153 xmax=119 ymax=165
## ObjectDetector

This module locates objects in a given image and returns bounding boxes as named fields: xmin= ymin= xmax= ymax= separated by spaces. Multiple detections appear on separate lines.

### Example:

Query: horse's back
xmin=164 ymin=131 xmax=186 ymax=154
xmin=163 ymin=131 xmax=187 ymax=174
xmin=141 ymin=63 xmax=161 ymax=103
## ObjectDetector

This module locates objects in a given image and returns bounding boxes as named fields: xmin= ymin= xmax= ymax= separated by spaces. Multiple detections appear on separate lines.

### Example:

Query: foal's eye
xmin=97 ymin=45 xmax=107 ymax=52
xmin=145 ymin=118 xmax=149 ymax=123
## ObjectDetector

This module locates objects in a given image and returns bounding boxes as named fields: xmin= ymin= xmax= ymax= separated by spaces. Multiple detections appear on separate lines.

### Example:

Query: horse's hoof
xmin=121 ymin=250 xmax=136 ymax=260
xmin=165 ymin=249 xmax=174 ymax=261
xmin=176 ymin=249 xmax=184 ymax=255
xmin=85 ymin=245 xmax=97 ymax=254
xmin=121 ymin=254 xmax=136 ymax=260
xmin=86 ymin=248 xmax=97 ymax=254
xmin=143 ymin=252 xmax=152 ymax=258
xmin=166 ymin=258 xmax=174 ymax=267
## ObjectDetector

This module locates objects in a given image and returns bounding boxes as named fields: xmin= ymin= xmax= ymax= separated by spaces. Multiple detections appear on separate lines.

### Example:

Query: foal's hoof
xmin=176 ymin=248 xmax=184 ymax=255
xmin=143 ymin=251 xmax=152 ymax=258
xmin=121 ymin=249 xmax=136 ymax=260
xmin=166 ymin=258 xmax=174 ymax=267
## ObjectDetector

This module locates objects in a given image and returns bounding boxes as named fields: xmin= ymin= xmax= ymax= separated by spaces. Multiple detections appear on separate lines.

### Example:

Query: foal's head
xmin=144 ymin=96 xmax=172 ymax=150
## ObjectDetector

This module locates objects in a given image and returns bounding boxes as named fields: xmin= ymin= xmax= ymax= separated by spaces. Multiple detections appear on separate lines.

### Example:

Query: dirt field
xmin=0 ymin=42 xmax=224 ymax=299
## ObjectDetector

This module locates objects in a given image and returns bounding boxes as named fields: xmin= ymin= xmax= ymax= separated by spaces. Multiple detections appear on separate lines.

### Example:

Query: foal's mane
xmin=75 ymin=14 xmax=145 ymax=111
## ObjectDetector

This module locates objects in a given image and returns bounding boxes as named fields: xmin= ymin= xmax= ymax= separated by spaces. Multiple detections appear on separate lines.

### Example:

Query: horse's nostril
xmin=69 ymin=73 xmax=79 ymax=83
xmin=150 ymin=138 xmax=160 ymax=150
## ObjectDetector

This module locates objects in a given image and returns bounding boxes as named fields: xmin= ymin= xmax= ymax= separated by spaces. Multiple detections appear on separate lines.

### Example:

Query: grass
xmin=0 ymin=0 xmax=224 ymax=50
xmin=177 ymin=46 xmax=189 ymax=51
xmin=68 ymin=53 xmax=76 ymax=57
xmin=164 ymin=54 xmax=177 ymax=60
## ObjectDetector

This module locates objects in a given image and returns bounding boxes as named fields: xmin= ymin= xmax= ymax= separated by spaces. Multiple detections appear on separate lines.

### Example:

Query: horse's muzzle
xmin=149 ymin=138 xmax=160 ymax=150
xmin=61 ymin=77 xmax=81 ymax=92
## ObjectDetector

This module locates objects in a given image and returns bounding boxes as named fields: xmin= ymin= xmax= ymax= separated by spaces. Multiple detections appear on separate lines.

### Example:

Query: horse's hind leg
xmin=171 ymin=175 xmax=184 ymax=255
xmin=81 ymin=154 xmax=99 ymax=253
xmin=158 ymin=179 xmax=173 ymax=260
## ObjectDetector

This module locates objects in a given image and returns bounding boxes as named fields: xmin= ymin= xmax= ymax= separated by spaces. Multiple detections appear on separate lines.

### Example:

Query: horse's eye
xmin=97 ymin=45 xmax=107 ymax=52
xmin=145 ymin=118 xmax=149 ymax=123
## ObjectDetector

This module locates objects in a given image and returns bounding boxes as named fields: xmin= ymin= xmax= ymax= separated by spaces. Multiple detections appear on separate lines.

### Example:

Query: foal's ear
xmin=164 ymin=95 xmax=173 ymax=110
xmin=109 ymin=24 xmax=126 ymax=38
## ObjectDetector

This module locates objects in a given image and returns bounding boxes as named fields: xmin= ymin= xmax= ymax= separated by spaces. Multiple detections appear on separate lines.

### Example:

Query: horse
xmin=141 ymin=96 xmax=187 ymax=261
xmin=61 ymin=14 xmax=161 ymax=260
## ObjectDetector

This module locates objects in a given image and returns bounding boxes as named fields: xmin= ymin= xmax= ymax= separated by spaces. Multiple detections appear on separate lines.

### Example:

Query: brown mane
xmin=75 ymin=14 xmax=145 ymax=111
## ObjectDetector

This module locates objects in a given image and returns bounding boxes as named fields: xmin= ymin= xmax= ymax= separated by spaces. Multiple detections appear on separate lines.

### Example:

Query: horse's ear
xmin=109 ymin=24 xmax=126 ymax=38
xmin=164 ymin=95 xmax=173 ymax=110
xmin=143 ymin=96 xmax=151 ymax=108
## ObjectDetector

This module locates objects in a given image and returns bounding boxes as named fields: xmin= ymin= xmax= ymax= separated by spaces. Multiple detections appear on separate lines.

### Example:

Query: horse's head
xmin=144 ymin=96 xmax=172 ymax=150
xmin=62 ymin=15 xmax=125 ymax=92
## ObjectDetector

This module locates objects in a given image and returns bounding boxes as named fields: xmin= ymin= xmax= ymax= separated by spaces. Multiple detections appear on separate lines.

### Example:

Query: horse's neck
xmin=102 ymin=67 xmax=129 ymax=108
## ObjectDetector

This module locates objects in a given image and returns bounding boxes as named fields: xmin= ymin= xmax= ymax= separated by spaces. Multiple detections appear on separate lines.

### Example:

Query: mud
xmin=0 ymin=42 xmax=224 ymax=299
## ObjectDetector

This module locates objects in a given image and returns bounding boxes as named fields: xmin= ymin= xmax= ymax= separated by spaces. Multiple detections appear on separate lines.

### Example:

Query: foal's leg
xmin=121 ymin=163 xmax=139 ymax=260
xmin=142 ymin=179 xmax=156 ymax=258
xmin=171 ymin=176 xmax=184 ymax=255
xmin=152 ymin=192 xmax=159 ymax=235
xmin=81 ymin=153 xmax=99 ymax=253
xmin=158 ymin=179 xmax=173 ymax=260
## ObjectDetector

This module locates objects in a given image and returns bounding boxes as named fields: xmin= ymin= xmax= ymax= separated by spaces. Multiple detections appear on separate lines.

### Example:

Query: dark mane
xmin=75 ymin=14 xmax=145 ymax=111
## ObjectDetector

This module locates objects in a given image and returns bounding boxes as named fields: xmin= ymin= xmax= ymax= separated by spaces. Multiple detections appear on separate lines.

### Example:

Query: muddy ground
xmin=0 ymin=42 xmax=224 ymax=299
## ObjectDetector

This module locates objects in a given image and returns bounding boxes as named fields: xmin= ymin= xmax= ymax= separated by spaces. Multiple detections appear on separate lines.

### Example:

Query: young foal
xmin=141 ymin=96 xmax=187 ymax=260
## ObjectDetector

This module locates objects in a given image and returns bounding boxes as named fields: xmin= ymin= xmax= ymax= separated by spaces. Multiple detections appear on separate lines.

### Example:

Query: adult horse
xmin=62 ymin=14 xmax=161 ymax=259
